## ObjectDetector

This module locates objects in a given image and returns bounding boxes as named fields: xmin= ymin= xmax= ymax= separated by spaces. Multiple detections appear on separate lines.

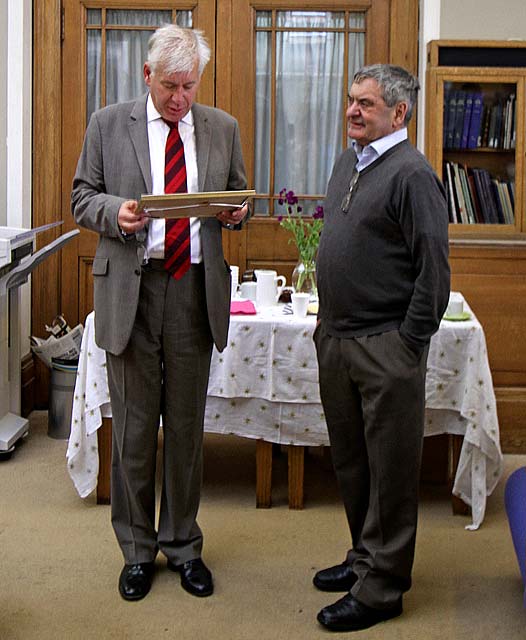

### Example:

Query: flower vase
xmin=292 ymin=260 xmax=317 ymax=300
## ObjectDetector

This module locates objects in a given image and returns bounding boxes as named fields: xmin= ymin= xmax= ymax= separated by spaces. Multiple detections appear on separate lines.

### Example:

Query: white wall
xmin=0 ymin=0 xmax=7 ymax=225
xmin=440 ymin=0 xmax=526 ymax=40
xmin=3 ymin=0 xmax=33 ymax=354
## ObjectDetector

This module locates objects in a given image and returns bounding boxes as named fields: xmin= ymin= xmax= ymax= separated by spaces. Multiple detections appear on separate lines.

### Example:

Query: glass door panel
xmin=85 ymin=9 xmax=193 ymax=119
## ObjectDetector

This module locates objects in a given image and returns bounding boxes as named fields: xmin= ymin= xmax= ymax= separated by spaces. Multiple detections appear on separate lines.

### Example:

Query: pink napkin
xmin=230 ymin=300 xmax=257 ymax=315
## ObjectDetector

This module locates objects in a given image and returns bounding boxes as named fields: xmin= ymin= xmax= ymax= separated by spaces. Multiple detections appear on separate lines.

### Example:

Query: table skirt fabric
xmin=68 ymin=300 xmax=503 ymax=530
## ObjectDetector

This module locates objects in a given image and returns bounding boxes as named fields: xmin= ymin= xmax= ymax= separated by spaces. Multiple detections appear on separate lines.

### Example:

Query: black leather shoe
xmin=317 ymin=593 xmax=402 ymax=632
xmin=313 ymin=562 xmax=357 ymax=592
xmin=167 ymin=558 xmax=214 ymax=597
xmin=118 ymin=562 xmax=154 ymax=601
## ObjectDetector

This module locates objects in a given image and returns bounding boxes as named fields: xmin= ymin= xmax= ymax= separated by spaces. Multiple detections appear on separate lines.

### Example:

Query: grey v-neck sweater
xmin=316 ymin=140 xmax=450 ymax=353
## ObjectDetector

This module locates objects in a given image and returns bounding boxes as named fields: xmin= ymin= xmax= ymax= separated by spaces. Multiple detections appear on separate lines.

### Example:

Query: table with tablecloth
xmin=67 ymin=297 xmax=503 ymax=529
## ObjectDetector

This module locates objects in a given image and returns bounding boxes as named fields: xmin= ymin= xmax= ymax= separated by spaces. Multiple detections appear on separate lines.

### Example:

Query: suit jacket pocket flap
xmin=92 ymin=257 xmax=108 ymax=276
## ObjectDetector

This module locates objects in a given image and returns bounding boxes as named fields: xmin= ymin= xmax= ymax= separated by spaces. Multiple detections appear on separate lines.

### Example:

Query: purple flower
xmin=277 ymin=215 xmax=283 ymax=222
xmin=313 ymin=206 xmax=324 ymax=219
xmin=297 ymin=206 xmax=302 ymax=213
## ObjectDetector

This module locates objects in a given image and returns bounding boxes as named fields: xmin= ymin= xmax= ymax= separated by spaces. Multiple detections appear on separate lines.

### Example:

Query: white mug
xmin=255 ymin=269 xmax=286 ymax=307
xmin=446 ymin=292 xmax=464 ymax=316
xmin=291 ymin=292 xmax=310 ymax=318
xmin=240 ymin=281 xmax=257 ymax=301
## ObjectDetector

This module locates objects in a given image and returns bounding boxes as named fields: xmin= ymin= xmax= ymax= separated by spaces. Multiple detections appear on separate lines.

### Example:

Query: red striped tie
xmin=164 ymin=121 xmax=190 ymax=279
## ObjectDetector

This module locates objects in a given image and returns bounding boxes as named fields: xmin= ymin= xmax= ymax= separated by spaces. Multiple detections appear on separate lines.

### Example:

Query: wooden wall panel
xmin=79 ymin=257 xmax=94 ymax=326
xmin=496 ymin=388 xmax=526 ymax=452
xmin=450 ymin=242 xmax=526 ymax=452
xmin=449 ymin=244 xmax=526 ymax=379
xmin=32 ymin=0 xmax=63 ymax=406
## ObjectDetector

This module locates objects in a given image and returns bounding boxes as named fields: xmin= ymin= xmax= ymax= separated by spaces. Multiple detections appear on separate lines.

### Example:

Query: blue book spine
xmin=445 ymin=90 xmax=458 ymax=150
xmin=467 ymin=92 xmax=483 ymax=149
xmin=452 ymin=91 xmax=466 ymax=149
xmin=460 ymin=92 xmax=474 ymax=149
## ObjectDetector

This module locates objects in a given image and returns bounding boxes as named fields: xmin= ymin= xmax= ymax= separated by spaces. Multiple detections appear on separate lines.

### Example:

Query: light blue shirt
xmin=352 ymin=128 xmax=408 ymax=172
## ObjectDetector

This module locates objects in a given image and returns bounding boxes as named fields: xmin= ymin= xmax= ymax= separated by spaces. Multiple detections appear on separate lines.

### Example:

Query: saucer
xmin=443 ymin=311 xmax=471 ymax=322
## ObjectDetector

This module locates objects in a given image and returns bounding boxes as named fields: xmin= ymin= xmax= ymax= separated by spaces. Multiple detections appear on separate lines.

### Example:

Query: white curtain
xmin=255 ymin=11 xmax=364 ymax=213
xmin=86 ymin=9 xmax=192 ymax=120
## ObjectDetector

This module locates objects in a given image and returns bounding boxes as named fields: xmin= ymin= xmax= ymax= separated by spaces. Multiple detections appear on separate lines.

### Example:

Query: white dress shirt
xmin=353 ymin=127 xmax=408 ymax=172
xmin=145 ymin=94 xmax=202 ymax=262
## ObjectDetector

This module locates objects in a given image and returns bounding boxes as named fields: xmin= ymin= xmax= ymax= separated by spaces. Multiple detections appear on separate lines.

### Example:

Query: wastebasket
xmin=48 ymin=357 xmax=78 ymax=439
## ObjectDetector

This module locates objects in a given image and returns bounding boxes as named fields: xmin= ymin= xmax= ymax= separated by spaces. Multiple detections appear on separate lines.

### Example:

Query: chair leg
xmin=288 ymin=445 xmax=304 ymax=509
xmin=256 ymin=439 xmax=273 ymax=508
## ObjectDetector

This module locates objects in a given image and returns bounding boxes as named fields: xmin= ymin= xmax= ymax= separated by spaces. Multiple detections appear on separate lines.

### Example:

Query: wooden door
xmin=60 ymin=1 xmax=216 ymax=328
xmin=217 ymin=0 xmax=418 ymax=282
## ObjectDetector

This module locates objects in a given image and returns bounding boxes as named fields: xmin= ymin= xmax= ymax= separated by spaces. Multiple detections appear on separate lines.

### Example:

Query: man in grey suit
xmin=71 ymin=25 xmax=249 ymax=602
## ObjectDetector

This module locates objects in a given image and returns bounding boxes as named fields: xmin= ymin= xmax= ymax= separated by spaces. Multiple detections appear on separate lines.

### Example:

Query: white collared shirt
xmin=145 ymin=94 xmax=202 ymax=262
xmin=352 ymin=127 xmax=408 ymax=172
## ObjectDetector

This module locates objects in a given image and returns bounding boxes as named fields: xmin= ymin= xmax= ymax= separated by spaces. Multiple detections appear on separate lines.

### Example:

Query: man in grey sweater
xmin=313 ymin=64 xmax=450 ymax=632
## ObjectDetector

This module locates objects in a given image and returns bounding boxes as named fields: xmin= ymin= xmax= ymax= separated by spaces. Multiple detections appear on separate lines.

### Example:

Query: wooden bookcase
xmin=426 ymin=41 xmax=526 ymax=453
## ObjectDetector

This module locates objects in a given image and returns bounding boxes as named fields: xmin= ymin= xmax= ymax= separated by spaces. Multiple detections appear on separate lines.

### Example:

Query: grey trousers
xmin=107 ymin=262 xmax=213 ymax=566
xmin=314 ymin=323 xmax=429 ymax=609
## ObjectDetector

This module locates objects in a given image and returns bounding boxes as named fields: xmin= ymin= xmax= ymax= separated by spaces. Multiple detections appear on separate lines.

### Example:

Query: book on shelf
xmin=466 ymin=168 xmax=484 ymax=223
xmin=508 ymin=181 xmax=515 ymax=211
xmin=503 ymin=93 xmax=516 ymax=149
xmin=497 ymin=181 xmax=513 ymax=224
xmin=451 ymin=162 xmax=469 ymax=224
xmin=477 ymin=168 xmax=501 ymax=223
xmin=458 ymin=165 xmax=476 ymax=223
xmin=442 ymin=89 xmax=451 ymax=150
xmin=480 ymin=104 xmax=491 ymax=148
xmin=487 ymin=100 xmax=500 ymax=148
xmin=460 ymin=92 xmax=474 ymax=149
xmin=444 ymin=90 xmax=459 ymax=149
xmin=445 ymin=164 xmax=513 ymax=226
xmin=490 ymin=180 xmax=506 ymax=224
xmin=505 ymin=183 xmax=515 ymax=223
xmin=444 ymin=162 xmax=458 ymax=223
xmin=452 ymin=90 xmax=467 ymax=150
xmin=467 ymin=91 xmax=484 ymax=149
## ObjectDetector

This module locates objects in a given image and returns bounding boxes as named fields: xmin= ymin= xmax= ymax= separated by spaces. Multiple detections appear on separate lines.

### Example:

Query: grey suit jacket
xmin=71 ymin=94 xmax=247 ymax=355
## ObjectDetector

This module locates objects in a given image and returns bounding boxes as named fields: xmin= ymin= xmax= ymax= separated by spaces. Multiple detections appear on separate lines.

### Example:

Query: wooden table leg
xmin=288 ymin=445 xmax=305 ymax=510
xmin=448 ymin=434 xmax=469 ymax=515
xmin=96 ymin=417 xmax=112 ymax=505
xmin=256 ymin=440 xmax=272 ymax=508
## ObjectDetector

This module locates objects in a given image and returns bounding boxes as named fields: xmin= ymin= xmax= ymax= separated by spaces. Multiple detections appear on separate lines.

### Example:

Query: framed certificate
xmin=136 ymin=190 xmax=255 ymax=218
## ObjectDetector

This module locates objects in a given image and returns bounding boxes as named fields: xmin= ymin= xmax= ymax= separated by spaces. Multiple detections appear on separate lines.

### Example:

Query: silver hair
xmin=353 ymin=64 xmax=420 ymax=124
xmin=147 ymin=24 xmax=211 ymax=77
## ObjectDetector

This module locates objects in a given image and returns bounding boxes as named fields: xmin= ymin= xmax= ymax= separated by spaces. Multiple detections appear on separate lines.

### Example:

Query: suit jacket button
xmin=134 ymin=269 xmax=141 ymax=276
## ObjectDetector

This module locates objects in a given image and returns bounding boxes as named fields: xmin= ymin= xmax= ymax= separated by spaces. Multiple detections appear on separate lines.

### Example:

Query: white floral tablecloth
xmin=67 ymin=297 xmax=503 ymax=529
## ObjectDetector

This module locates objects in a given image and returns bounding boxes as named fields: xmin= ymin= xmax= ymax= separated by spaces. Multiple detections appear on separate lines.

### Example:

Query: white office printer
xmin=0 ymin=224 xmax=79 ymax=456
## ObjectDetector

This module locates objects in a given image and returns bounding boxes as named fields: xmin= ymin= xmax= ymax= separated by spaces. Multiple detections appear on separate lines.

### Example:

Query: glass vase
xmin=291 ymin=259 xmax=318 ymax=301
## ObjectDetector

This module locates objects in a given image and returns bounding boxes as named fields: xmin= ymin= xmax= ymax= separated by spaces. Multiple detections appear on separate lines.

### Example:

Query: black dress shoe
xmin=118 ymin=562 xmax=155 ymax=601
xmin=313 ymin=562 xmax=357 ymax=592
xmin=317 ymin=593 xmax=402 ymax=632
xmin=167 ymin=558 xmax=214 ymax=597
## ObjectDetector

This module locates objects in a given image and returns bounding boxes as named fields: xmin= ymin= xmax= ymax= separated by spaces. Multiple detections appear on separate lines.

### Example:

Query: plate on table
xmin=443 ymin=311 xmax=471 ymax=322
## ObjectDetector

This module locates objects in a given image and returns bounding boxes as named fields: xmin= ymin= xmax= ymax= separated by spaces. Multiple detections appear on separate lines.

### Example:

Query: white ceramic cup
xmin=240 ymin=281 xmax=257 ymax=301
xmin=446 ymin=292 xmax=464 ymax=316
xmin=255 ymin=269 xmax=286 ymax=307
xmin=291 ymin=292 xmax=310 ymax=318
